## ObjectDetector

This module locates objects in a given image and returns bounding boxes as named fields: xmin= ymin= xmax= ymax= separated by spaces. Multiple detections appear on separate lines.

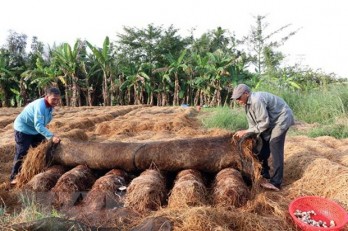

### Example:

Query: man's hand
xmin=52 ymin=136 xmax=61 ymax=144
xmin=235 ymin=130 xmax=248 ymax=138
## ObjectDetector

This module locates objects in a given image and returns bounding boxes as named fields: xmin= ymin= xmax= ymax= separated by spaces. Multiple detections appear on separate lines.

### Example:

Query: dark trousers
xmin=256 ymin=129 xmax=288 ymax=188
xmin=10 ymin=131 xmax=45 ymax=181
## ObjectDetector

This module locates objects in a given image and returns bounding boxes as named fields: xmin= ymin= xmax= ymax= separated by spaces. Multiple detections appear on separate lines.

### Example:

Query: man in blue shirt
xmin=10 ymin=87 xmax=61 ymax=185
xmin=232 ymin=84 xmax=294 ymax=191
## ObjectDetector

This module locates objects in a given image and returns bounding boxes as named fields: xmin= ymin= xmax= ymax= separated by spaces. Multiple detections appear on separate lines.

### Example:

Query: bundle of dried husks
xmin=51 ymin=165 xmax=96 ymax=208
xmin=52 ymin=134 xmax=247 ymax=173
xmin=82 ymin=169 xmax=128 ymax=210
xmin=212 ymin=168 xmax=250 ymax=208
xmin=124 ymin=169 xmax=166 ymax=213
xmin=25 ymin=165 xmax=67 ymax=191
xmin=168 ymin=169 xmax=207 ymax=208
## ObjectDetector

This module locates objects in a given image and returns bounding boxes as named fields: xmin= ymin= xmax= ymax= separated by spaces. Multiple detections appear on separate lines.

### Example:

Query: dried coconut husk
xmin=71 ymin=207 xmax=140 ymax=229
xmin=153 ymin=206 xmax=292 ymax=231
xmin=124 ymin=169 xmax=166 ymax=214
xmin=129 ymin=216 xmax=172 ymax=231
xmin=168 ymin=169 xmax=207 ymax=208
xmin=312 ymin=136 xmax=348 ymax=167
xmin=0 ymin=143 xmax=15 ymax=161
xmin=82 ymin=169 xmax=128 ymax=210
xmin=0 ymin=116 xmax=14 ymax=129
xmin=15 ymin=140 xmax=57 ymax=188
xmin=0 ymin=143 xmax=15 ymax=183
xmin=175 ymin=168 xmax=202 ymax=180
xmin=244 ymin=192 xmax=290 ymax=221
xmin=51 ymin=165 xmax=96 ymax=208
xmin=59 ymin=128 xmax=88 ymax=141
xmin=212 ymin=168 xmax=250 ymax=209
xmin=284 ymin=137 xmax=326 ymax=184
xmin=232 ymin=134 xmax=263 ymax=196
xmin=290 ymin=157 xmax=348 ymax=210
xmin=93 ymin=106 xmax=201 ymax=140
xmin=52 ymin=106 xmax=137 ymax=133
xmin=58 ymin=117 xmax=95 ymax=132
xmin=24 ymin=165 xmax=67 ymax=191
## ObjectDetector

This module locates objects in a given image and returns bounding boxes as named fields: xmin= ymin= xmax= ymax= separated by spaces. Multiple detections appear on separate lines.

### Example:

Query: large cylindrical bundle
xmin=52 ymin=134 xmax=243 ymax=173
xmin=51 ymin=165 xmax=96 ymax=208
xmin=168 ymin=169 xmax=207 ymax=208
xmin=212 ymin=168 xmax=250 ymax=209
xmin=124 ymin=169 xmax=166 ymax=213
xmin=82 ymin=169 xmax=128 ymax=210
xmin=52 ymin=140 xmax=139 ymax=171
xmin=25 ymin=165 xmax=67 ymax=191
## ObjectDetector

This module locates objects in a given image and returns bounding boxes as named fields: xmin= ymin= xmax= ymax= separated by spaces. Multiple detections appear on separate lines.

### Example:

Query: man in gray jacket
xmin=232 ymin=84 xmax=294 ymax=191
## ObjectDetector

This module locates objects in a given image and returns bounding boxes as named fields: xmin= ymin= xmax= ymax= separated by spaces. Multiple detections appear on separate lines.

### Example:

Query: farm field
xmin=1 ymin=105 xmax=348 ymax=230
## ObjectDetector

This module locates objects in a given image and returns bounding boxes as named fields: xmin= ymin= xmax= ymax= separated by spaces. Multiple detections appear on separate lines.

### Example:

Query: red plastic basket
xmin=289 ymin=196 xmax=348 ymax=231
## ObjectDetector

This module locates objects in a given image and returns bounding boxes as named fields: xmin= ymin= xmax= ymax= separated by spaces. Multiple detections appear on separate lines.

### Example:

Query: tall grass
xmin=200 ymin=83 xmax=348 ymax=138
xmin=280 ymin=85 xmax=348 ymax=124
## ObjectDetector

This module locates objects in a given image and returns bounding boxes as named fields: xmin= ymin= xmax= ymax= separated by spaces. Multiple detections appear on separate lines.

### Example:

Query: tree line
xmin=0 ymin=16 xmax=343 ymax=107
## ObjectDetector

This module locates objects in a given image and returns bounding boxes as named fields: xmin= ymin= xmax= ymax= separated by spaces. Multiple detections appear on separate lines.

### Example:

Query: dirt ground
xmin=1 ymin=105 xmax=348 ymax=230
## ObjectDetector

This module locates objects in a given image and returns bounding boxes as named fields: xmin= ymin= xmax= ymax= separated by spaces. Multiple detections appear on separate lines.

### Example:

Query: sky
xmin=1 ymin=0 xmax=347 ymax=78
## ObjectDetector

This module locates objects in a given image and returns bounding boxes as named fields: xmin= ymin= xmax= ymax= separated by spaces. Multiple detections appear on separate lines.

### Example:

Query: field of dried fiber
xmin=1 ymin=105 xmax=348 ymax=230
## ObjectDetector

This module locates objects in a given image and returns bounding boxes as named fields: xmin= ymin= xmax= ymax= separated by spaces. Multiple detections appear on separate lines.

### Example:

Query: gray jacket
xmin=245 ymin=92 xmax=294 ymax=141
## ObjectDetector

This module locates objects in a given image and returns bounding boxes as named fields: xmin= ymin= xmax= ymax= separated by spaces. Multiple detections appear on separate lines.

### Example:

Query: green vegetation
xmin=200 ymin=84 xmax=348 ymax=138
xmin=1 ymin=16 xmax=346 ymax=108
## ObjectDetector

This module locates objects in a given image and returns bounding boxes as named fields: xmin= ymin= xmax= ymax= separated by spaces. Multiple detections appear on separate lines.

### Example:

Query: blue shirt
xmin=13 ymin=98 xmax=54 ymax=139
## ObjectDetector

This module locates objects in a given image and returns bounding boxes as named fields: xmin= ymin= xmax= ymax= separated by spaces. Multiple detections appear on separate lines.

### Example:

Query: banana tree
xmin=22 ymin=57 xmax=65 ymax=98
xmin=206 ymin=50 xmax=234 ymax=106
xmin=53 ymin=42 xmax=82 ymax=106
xmin=164 ymin=49 xmax=188 ymax=106
xmin=86 ymin=36 xmax=115 ymax=106
xmin=190 ymin=53 xmax=212 ymax=106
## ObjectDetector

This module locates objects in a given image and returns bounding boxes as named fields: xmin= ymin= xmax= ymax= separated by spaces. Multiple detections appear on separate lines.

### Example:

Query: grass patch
xmin=200 ymin=106 xmax=248 ymax=132
xmin=308 ymin=121 xmax=348 ymax=139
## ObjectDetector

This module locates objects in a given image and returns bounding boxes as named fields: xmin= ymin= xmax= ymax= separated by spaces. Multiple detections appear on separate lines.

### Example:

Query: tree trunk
xmin=174 ymin=73 xmax=179 ymax=106
xmin=102 ymin=73 xmax=109 ymax=106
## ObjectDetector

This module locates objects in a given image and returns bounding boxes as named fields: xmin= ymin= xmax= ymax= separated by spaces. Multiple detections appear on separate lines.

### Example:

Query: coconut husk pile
xmin=49 ymin=106 xmax=141 ymax=133
xmin=93 ymin=107 xmax=215 ymax=142
xmin=289 ymin=157 xmax=348 ymax=209
xmin=151 ymin=188 xmax=293 ymax=231
xmin=59 ymin=128 xmax=89 ymax=141
xmin=24 ymin=165 xmax=67 ymax=191
xmin=212 ymin=168 xmax=250 ymax=209
xmin=82 ymin=169 xmax=128 ymax=210
xmin=129 ymin=216 xmax=172 ymax=231
xmin=67 ymin=207 xmax=140 ymax=229
xmin=0 ymin=143 xmax=15 ymax=183
xmin=168 ymin=169 xmax=207 ymax=208
xmin=51 ymin=165 xmax=96 ymax=208
xmin=124 ymin=169 xmax=166 ymax=214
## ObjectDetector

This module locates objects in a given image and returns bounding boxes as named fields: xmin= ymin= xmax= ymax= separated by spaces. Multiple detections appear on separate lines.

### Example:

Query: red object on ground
xmin=289 ymin=196 xmax=348 ymax=231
